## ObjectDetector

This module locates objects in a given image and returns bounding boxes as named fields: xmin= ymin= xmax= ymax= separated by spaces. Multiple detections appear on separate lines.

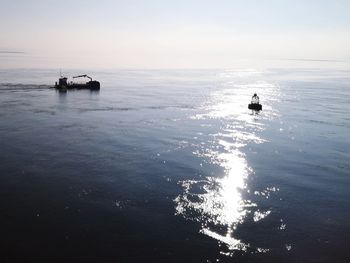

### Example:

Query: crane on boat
xmin=73 ymin=74 xmax=93 ymax=81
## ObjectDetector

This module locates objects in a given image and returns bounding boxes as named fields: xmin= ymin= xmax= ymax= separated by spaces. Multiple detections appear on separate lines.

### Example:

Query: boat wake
xmin=0 ymin=83 xmax=50 ymax=91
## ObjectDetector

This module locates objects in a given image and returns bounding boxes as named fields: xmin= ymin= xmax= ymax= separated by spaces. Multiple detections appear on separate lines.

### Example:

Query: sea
xmin=0 ymin=66 xmax=349 ymax=262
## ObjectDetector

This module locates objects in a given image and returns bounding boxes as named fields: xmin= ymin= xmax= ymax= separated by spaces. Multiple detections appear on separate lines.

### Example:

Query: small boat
xmin=249 ymin=93 xmax=262 ymax=111
xmin=248 ymin=103 xmax=262 ymax=111
xmin=54 ymin=74 xmax=100 ymax=90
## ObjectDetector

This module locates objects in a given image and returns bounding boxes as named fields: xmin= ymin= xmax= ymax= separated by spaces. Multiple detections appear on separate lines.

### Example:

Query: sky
xmin=0 ymin=0 xmax=349 ymax=69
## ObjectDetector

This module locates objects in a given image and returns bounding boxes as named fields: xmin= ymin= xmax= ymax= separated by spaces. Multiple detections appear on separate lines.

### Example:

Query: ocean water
xmin=0 ymin=68 xmax=349 ymax=262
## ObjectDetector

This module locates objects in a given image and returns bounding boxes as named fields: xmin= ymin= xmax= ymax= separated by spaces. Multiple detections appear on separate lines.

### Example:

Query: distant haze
xmin=1 ymin=0 xmax=350 ymax=69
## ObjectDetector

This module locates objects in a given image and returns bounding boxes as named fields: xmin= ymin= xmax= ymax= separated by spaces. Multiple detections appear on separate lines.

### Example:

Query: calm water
xmin=0 ymin=68 xmax=349 ymax=262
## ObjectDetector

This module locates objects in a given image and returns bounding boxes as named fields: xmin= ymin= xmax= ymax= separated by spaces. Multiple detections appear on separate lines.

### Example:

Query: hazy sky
xmin=1 ymin=0 xmax=349 ymax=68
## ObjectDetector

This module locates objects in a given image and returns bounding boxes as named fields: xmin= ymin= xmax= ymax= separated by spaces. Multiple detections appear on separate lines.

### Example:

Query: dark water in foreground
xmin=0 ymin=68 xmax=349 ymax=262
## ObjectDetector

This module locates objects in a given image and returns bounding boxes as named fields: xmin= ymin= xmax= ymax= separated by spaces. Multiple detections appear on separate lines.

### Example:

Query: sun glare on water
xmin=175 ymin=69 xmax=281 ymax=254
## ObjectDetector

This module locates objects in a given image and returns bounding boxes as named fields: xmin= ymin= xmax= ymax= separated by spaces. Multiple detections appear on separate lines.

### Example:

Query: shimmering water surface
xmin=0 ymin=68 xmax=349 ymax=262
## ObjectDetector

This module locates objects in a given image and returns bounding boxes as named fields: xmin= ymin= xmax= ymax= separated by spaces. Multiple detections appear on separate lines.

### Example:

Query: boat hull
xmin=248 ymin=103 xmax=262 ymax=111
xmin=55 ymin=80 xmax=100 ymax=90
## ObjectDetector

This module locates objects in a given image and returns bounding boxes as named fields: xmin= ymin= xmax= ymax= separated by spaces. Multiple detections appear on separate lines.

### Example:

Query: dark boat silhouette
xmin=248 ymin=103 xmax=262 ymax=111
xmin=249 ymin=93 xmax=262 ymax=111
xmin=55 ymin=74 xmax=100 ymax=91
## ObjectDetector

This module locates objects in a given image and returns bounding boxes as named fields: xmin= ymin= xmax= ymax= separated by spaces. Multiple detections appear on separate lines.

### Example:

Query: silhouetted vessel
xmin=249 ymin=93 xmax=262 ymax=111
xmin=248 ymin=103 xmax=262 ymax=111
xmin=55 ymin=74 xmax=100 ymax=91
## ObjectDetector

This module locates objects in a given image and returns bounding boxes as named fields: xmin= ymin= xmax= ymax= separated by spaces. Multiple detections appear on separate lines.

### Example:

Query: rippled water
xmin=174 ymin=74 xmax=279 ymax=252
xmin=0 ymin=68 xmax=349 ymax=262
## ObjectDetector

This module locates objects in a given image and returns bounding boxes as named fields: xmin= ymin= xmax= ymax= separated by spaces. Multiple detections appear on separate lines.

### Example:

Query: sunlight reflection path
xmin=175 ymin=69 xmax=281 ymax=253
